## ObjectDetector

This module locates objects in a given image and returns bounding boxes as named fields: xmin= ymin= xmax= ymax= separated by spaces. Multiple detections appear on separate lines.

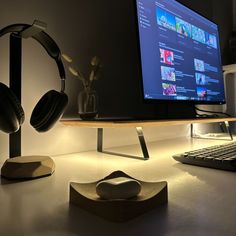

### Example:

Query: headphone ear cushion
xmin=0 ymin=83 xmax=25 ymax=133
xmin=30 ymin=90 xmax=68 ymax=132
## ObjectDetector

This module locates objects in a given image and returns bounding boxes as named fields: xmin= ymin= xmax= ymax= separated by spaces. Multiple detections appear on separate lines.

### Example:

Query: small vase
xmin=78 ymin=89 xmax=98 ymax=119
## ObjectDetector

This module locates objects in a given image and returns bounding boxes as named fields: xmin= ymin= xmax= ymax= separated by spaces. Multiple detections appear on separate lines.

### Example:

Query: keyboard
xmin=173 ymin=142 xmax=236 ymax=171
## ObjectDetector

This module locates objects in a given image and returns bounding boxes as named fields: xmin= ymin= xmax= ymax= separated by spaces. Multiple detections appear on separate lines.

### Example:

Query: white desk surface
xmin=0 ymin=137 xmax=236 ymax=236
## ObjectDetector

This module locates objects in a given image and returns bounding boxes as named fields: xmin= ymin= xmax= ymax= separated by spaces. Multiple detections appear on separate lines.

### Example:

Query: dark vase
xmin=78 ymin=89 xmax=98 ymax=119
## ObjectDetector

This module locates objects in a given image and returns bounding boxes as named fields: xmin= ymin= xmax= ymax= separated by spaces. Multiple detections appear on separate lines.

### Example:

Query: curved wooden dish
xmin=69 ymin=171 xmax=168 ymax=222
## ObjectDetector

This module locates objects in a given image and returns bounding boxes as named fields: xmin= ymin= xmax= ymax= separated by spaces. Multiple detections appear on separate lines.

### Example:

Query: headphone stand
xmin=1 ymin=23 xmax=55 ymax=180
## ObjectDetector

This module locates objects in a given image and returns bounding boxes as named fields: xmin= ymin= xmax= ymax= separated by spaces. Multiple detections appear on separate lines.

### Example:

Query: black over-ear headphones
xmin=0 ymin=21 xmax=68 ymax=133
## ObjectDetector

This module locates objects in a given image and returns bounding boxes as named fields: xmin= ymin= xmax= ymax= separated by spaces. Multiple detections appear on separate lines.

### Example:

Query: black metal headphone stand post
xmin=9 ymin=34 xmax=22 ymax=158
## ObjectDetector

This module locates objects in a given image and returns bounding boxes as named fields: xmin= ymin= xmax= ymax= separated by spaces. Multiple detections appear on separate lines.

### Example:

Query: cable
xmin=194 ymin=106 xmax=231 ymax=117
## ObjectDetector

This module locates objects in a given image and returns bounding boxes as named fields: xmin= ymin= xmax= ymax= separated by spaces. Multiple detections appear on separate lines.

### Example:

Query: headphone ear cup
xmin=30 ymin=90 xmax=68 ymax=132
xmin=0 ymin=83 xmax=25 ymax=133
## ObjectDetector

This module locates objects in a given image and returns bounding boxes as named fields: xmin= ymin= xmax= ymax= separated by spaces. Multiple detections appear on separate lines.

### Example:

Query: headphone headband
xmin=0 ymin=23 xmax=66 ymax=82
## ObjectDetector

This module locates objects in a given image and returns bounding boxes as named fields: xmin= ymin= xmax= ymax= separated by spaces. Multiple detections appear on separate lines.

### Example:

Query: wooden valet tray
xmin=69 ymin=171 xmax=168 ymax=222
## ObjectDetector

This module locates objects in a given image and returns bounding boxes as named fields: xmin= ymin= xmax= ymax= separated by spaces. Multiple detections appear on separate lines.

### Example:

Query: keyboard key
xmin=204 ymin=156 xmax=215 ymax=160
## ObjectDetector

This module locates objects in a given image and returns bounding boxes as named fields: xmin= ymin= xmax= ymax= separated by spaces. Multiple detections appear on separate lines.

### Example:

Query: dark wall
xmin=64 ymin=0 xmax=166 ymax=119
xmin=212 ymin=1 xmax=234 ymax=65
xmin=0 ymin=0 xmax=232 ymax=119
xmin=178 ymin=0 xmax=233 ymax=64
xmin=178 ymin=0 xmax=213 ymax=18
xmin=63 ymin=0 xmax=234 ymax=119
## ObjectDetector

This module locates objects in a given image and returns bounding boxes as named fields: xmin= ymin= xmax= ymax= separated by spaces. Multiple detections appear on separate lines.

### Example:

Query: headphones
xmin=0 ymin=21 xmax=68 ymax=133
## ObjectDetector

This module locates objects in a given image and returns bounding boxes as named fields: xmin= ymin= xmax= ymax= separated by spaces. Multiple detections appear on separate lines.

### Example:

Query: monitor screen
xmin=135 ymin=0 xmax=226 ymax=104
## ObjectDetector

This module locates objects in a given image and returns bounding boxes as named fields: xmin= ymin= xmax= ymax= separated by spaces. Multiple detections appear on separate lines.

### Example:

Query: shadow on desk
xmin=66 ymin=203 xmax=169 ymax=235
xmin=173 ymin=162 xmax=236 ymax=176
xmin=0 ymin=177 xmax=27 ymax=185
xmin=28 ymin=203 xmax=170 ymax=236
xmin=0 ymin=175 xmax=52 ymax=185
xmin=173 ymin=162 xmax=236 ymax=189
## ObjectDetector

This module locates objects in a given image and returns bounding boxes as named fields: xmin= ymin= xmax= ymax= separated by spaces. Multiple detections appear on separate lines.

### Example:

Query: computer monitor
xmin=135 ymin=0 xmax=226 ymax=105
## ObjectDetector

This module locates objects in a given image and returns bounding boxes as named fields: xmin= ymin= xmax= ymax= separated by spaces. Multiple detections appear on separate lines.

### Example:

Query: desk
xmin=0 ymin=137 xmax=235 ymax=236
xmin=61 ymin=117 xmax=236 ymax=160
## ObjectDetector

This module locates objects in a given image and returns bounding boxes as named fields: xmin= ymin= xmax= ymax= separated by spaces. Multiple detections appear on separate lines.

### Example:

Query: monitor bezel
xmin=133 ymin=0 xmax=226 ymax=105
